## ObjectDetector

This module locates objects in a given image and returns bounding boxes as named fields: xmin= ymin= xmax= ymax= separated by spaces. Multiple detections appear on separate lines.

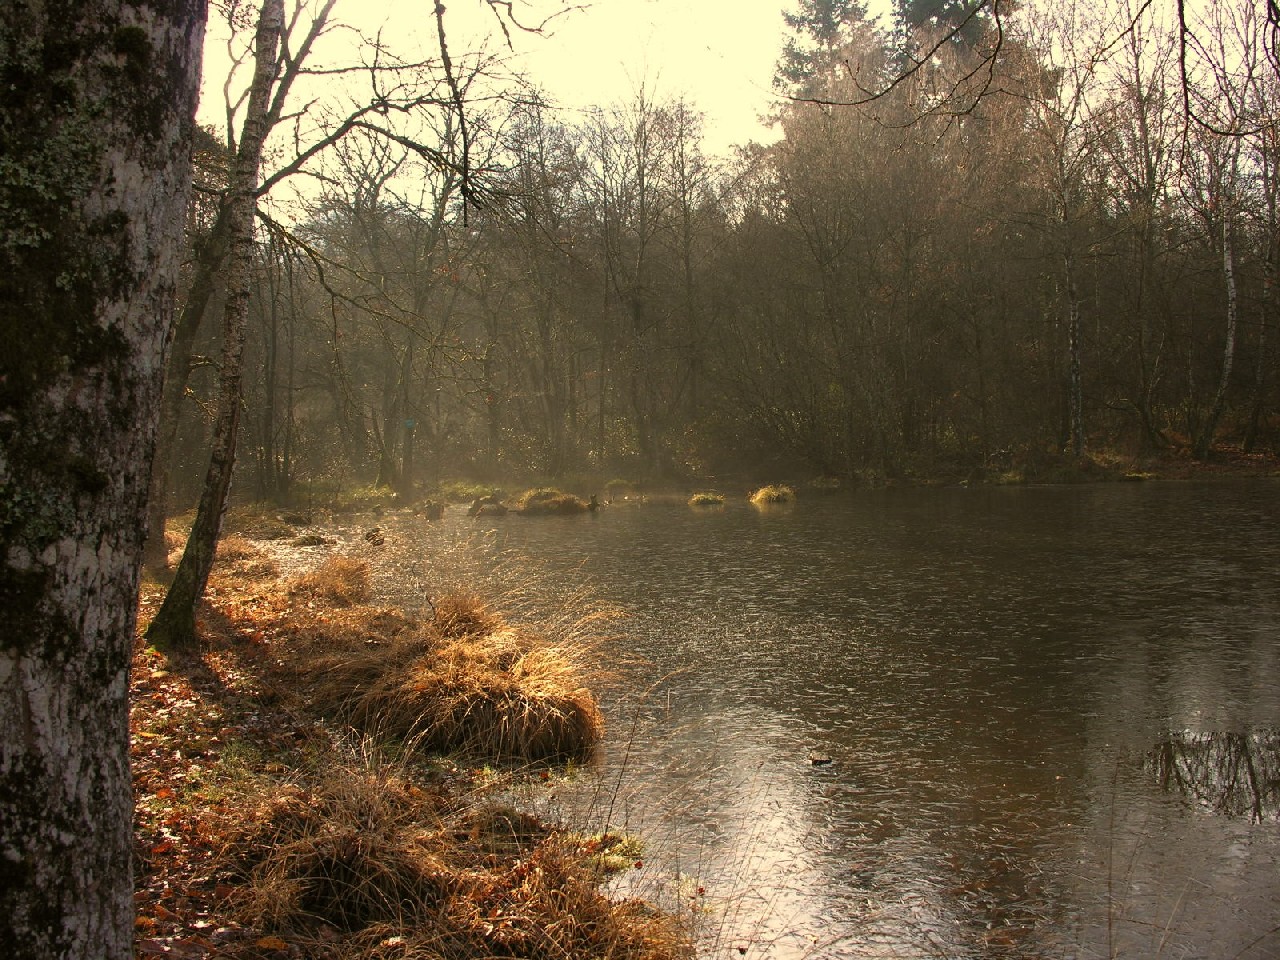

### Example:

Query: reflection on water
xmin=361 ymin=481 xmax=1280 ymax=958
xmin=1149 ymin=729 xmax=1280 ymax=822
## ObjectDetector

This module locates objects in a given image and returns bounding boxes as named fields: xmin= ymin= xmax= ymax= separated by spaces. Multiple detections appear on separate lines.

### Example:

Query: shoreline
xmin=131 ymin=540 xmax=693 ymax=960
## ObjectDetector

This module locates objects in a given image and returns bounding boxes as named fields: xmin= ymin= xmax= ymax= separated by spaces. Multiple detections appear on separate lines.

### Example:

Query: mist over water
xmin=370 ymin=481 xmax=1280 ymax=958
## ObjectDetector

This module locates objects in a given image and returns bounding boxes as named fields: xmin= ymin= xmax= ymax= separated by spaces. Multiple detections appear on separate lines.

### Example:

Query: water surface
xmin=378 ymin=481 xmax=1280 ymax=958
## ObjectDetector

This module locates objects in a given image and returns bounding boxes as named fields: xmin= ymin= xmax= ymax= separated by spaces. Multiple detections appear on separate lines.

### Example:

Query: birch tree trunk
xmin=1064 ymin=243 xmax=1086 ymax=459
xmin=146 ymin=0 xmax=284 ymax=649
xmin=1193 ymin=210 xmax=1240 ymax=459
xmin=0 ymin=2 xmax=205 ymax=958
xmin=142 ymin=205 xmax=232 ymax=572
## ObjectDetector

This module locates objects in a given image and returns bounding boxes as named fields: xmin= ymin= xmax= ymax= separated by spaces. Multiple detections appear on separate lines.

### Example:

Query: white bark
xmin=0 ymin=3 xmax=205 ymax=958
xmin=147 ymin=0 xmax=285 ymax=648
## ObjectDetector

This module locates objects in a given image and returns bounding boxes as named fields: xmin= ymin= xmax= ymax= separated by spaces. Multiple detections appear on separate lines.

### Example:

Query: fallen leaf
xmin=255 ymin=935 xmax=289 ymax=951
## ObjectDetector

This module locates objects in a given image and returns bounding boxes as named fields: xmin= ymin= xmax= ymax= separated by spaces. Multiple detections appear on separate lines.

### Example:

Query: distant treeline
xmin=165 ymin=0 xmax=1280 ymax=503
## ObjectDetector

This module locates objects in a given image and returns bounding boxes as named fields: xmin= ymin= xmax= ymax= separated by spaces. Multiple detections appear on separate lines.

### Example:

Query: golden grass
xmin=219 ymin=761 xmax=689 ymax=958
xmin=749 ymin=484 xmax=796 ymax=505
xmin=288 ymin=555 xmax=373 ymax=607
xmin=141 ymin=537 xmax=689 ymax=960
xmin=513 ymin=487 xmax=590 ymax=515
xmin=688 ymin=492 xmax=724 ymax=507
xmin=304 ymin=593 xmax=605 ymax=763
xmin=432 ymin=591 xmax=502 ymax=639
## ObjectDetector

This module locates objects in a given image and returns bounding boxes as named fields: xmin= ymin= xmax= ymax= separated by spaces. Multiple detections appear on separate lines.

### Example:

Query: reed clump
xmin=290 ymin=572 xmax=605 ymax=763
xmin=749 ymin=484 xmax=796 ymax=505
xmin=688 ymin=492 xmax=725 ymax=507
xmin=136 ymin=537 xmax=689 ymax=960
xmin=214 ymin=534 xmax=281 ymax=581
xmin=215 ymin=759 xmax=689 ymax=959
xmin=513 ymin=487 xmax=591 ymax=515
xmin=288 ymin=555 xmax=373 ymax=607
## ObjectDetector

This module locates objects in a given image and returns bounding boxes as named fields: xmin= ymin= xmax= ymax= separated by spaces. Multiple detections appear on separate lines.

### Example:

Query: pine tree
xmin=895 ymin=0 xmax=993 ymax=48
xmin=775 ymin=0 xmax=871 ymax=91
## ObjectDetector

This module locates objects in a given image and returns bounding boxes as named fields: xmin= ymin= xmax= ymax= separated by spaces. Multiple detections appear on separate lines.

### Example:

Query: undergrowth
xmin=131 ymin=538 xmax=690 ymax=960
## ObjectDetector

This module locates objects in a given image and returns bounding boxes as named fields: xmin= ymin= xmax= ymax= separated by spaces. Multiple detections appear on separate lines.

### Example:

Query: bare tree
xmin=146 ymin=0 xmax=495 ymax=647
xmin=1017 ymin=0 xmax=1124 ymax=458
xmin=1179 ymin=0 xmax=1267 ymax=458
xmin=147 ymin=0 xmax=288 ymax=650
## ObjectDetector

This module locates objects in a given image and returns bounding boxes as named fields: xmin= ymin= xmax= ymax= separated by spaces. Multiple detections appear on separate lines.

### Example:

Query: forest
xmin=5 ymin=3 xmax=1280 ymax=959
xmin=160 ymin=0 xmax=1280 ymax=525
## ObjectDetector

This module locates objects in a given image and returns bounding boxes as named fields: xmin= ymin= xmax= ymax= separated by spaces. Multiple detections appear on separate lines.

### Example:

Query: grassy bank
xmin=132 ymin=538 xmax=691 ymax=960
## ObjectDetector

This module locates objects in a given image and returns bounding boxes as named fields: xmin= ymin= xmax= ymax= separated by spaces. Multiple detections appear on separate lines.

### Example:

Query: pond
xmin=367 ymin=480 xmax=1280 ymax=959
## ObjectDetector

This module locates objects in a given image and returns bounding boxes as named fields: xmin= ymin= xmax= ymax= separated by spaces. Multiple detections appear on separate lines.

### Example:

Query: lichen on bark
xmin=0 ymin=3 xmax=207 ymax=959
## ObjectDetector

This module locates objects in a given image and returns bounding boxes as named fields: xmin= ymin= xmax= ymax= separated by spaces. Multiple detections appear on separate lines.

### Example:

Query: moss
xmin=111 ymin=26 xmax=152 ymax=83
xmin=573 ymin=832 xmax=646 ymax=873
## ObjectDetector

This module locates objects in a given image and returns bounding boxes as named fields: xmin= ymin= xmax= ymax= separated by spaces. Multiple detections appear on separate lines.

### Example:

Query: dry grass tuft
xmin=306 ymin=612 xmax=604 ymax=764
xmin=513 ymin=487 xmax=590 ymax=515
xmin=222 ymin=504 xmax=297 ymax=541
xmin=749 ymin=484 xmax=796 ymax=505
xmin=396 ymin=628 xmax=603 ymax=762
xmin=431 ymin=592 xmax=501 ymax=640
xmin=212 ymin=534 xmax=280 ymax=580
xmin=229 ymin=771 xmax=449 ymax=933
xmin=688 ymin=492 xmax=724 ymax=507
xmin=137 ymin=531 xmax=688 ymax=960
xmin=217 ymin=535 xmax=260 ymax=561
xmin=289 ymin=555 xmax=372 ymax=607
xmin=216 ymin=760 xmax=690 ymax=959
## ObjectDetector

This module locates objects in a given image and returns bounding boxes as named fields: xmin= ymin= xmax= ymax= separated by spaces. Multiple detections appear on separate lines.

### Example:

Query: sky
xmin=315 ymin=0 xmax=801 ymax=156
xmin=466 ymin=0 xmax=896 ymax=153
xmin=481 ymin=0 xmax=792 ymax=154
xmin=202 ymin=1 xmax=907 ymax=160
